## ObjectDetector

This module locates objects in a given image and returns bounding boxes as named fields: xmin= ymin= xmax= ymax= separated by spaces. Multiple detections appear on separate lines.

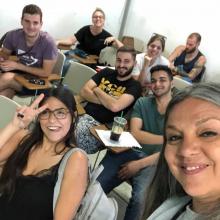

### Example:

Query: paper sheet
xmin=95 ymin=130 xmax=142 ymax=148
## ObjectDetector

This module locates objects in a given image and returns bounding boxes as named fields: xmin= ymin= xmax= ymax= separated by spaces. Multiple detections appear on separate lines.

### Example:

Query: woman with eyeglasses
xmin=56 ymin=8 xmax=123 ymax=56
xmin=132 ymin=34 xmax=169 ymax=90
xmin=143 ymin=82 xmax=220 ymax=220
xmin=0 ymin=86 xmax=88 ymax=220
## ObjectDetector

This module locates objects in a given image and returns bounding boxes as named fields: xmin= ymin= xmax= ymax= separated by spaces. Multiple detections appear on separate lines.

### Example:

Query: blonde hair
xmin=92 ymin=7 xmax=105 ymax=19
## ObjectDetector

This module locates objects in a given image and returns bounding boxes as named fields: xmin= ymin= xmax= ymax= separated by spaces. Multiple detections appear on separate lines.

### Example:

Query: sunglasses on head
xmin=152 ymin=33 xmax=167 ymax=41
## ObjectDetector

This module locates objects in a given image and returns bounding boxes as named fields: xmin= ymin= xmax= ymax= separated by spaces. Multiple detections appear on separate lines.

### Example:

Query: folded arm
xmin=1 ymin=47 xmax=57 ymax=77
xmin=80 ymin=79 xmax=101 ymax=104
xmin=93 ymin=86 xmax=135 ymax=112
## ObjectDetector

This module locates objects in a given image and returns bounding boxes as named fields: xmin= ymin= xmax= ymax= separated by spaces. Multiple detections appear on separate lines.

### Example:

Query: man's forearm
xmin=80 ymin=88 xmax=101 ymax=104
xmin=138 ymin=152 xmax=160 ymax=169
xmin=132 ymin=129 xmax=163 ymax=145
xmin=17 ymin=63 xmax=52 ymax=77
xmin=93 ymin=87 xmax=118 ymax=111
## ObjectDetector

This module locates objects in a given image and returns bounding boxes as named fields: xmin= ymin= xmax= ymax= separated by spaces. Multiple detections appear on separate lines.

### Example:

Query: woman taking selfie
xmin=145 ymin=83 xmax=220 ymax=220
xmin=0 ymin=86 xmax=88 ymax=220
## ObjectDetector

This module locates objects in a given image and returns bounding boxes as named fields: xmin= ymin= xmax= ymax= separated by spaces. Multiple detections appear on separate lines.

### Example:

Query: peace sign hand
xmin=13 ymin=94 xmax=48 ymax=129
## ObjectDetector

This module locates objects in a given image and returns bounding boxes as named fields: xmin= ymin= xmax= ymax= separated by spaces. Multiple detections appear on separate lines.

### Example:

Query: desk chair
xmin=173 ymin=76 xmax=192 ymax=90
xmin=62 ymin=61 xmax=96 ymax=94
xmin=0 ymin=95 xmax=20 ymax=129
xmin=52 ymin=50 xmax=65 ymax=79
xmin=122 ymin=36 xmax=134 ymax=48
xmin=99 ymin=47 xmax=117 ymax=67
xmin=13 ymin=52 xmax=64 ymax=105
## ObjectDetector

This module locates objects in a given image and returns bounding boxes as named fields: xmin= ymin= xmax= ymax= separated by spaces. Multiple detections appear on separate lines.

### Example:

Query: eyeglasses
xmin=92 ymin=15 xmax=104 ymax=19
xmin=152 ymin=33 xmax=167 ymax=41
xmin=39 ymin=108 xmax=69 ymax=120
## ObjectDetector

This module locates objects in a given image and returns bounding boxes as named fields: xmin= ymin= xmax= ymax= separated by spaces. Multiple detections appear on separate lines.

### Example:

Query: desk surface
xmin=90 ymin=124 xmax=131 ymax=153
xmin=69 ymin=54 xmax=98 ymax=64
xmin=0 ymin=51 xmax=18 ymax=62
xmin=15 ymin=74 xmax=52 ymax=90
xmin=57 ymin=44 xmax=72 ymax=50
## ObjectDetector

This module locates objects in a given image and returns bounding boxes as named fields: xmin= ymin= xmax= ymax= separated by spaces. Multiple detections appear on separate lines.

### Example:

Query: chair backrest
xmin=0 ymin=95 xmax=20 ymax=129
xmin=62 ymin=61 xmax=96 ymax=94
xmin=0 ymin=32 xmax=7 ymax=48
xmin=52 ymin=51 xmax=66 ymax=77
xmin=99 ymin=46 xmax=117 ymax=67
xmin=173 ymin=76 xmax=192 ymax=90
xmin=122 ymin=36 xmax=134 ymax=48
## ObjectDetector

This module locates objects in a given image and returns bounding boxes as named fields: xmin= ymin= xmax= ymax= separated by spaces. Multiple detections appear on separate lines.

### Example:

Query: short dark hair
xmin=150 ymin=65 xmax=173 ymax=81
xmin=22 ymin=4 xmax=42 ymax=22
xmin=116 ymin=46 xmax=136 ymax=61
xmin=188 ymin=32 xmax=201 ymax=43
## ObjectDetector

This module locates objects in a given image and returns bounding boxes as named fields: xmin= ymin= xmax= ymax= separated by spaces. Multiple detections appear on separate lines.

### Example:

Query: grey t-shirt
xmin=147 ymin=196 xmax=199 ymax=220
xmin=3 ymin=29 xmax=58 ymax=68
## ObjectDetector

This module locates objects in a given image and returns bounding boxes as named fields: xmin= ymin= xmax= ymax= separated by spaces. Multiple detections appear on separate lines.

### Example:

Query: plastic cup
xmin=110 ymin=117 xmax=127 ymax=141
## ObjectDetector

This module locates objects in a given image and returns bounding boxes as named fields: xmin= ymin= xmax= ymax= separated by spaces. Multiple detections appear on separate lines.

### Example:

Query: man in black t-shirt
xmin=75 ymin=46 xmax=142 ymax=153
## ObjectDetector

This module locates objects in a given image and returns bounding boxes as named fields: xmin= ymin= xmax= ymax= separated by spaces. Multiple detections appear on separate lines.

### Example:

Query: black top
xmin=75 ymin=25 xmax=112 ymax=56
xmin=174 ymin=50 xmax=205 ymax=82
xmin=85 ymin=68 xmax=142 ymax=123
xmin=0 ymin=163 xmax=59 ymax=220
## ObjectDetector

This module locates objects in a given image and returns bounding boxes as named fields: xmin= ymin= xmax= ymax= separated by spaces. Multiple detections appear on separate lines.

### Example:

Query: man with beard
xmin=75 ymin=46 xmax=142 ymax=153
xmin=0 ymin=4 xmax=57 ymax=98
xmin=169 ymin=32 xmax=206 ymax=83
xmin=97 ymin=65 xmax=173 ymax=220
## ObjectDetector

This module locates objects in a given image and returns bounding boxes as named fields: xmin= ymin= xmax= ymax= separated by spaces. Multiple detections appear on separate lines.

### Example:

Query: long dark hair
xmin=144 ymin=82 xmax=220 ymax=219
xmin=0 ymin=85 xmax=77 ymax=198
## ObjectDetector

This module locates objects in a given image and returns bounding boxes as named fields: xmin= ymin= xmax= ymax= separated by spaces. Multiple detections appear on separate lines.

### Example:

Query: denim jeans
xmin=97 ymin=149 xmax=156 ymax=220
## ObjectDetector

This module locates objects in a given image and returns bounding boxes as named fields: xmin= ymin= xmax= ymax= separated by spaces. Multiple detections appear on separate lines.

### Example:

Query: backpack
xmin=53 ymin=148 xmax=118 ymax=220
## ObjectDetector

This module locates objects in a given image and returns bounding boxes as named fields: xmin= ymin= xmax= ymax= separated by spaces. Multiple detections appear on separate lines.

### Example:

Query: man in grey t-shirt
xmin=0 ymin=4 xmax=58 ymax=98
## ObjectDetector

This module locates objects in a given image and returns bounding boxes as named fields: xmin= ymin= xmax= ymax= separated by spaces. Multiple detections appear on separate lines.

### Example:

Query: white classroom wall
xmin=123 ymin=0 xmax=220 ymax=81
xmin=0 ymin=0 xmax=126 ymax=39
xmin=0 ymin=0 xmax=219 ymax=81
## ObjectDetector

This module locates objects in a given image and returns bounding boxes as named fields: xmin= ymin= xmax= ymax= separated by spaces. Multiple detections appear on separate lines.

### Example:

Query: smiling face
xmin=115 ymin=51 xmax=135 ymax=78
xmin=92 ymin=10 xmax=105 ymax=28
xmin=151 ymin=70 xmax=172 ymax=97
xmin=39 ymin=97 xmax=72 ymax=144
xmin=21 ymin=13 xmax=42 ymax=38
xmin=147 ymin=39 xmax=163 ymax=58
xmin=165 ymin=97 xmax=220 ymax=200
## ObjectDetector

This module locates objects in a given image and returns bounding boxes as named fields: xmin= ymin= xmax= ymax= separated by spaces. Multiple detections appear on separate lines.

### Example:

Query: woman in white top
xmin=132 ymin=34 xmax=169 ymax=87
xmin=144 ymin=83 xmax=220 ymax=220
